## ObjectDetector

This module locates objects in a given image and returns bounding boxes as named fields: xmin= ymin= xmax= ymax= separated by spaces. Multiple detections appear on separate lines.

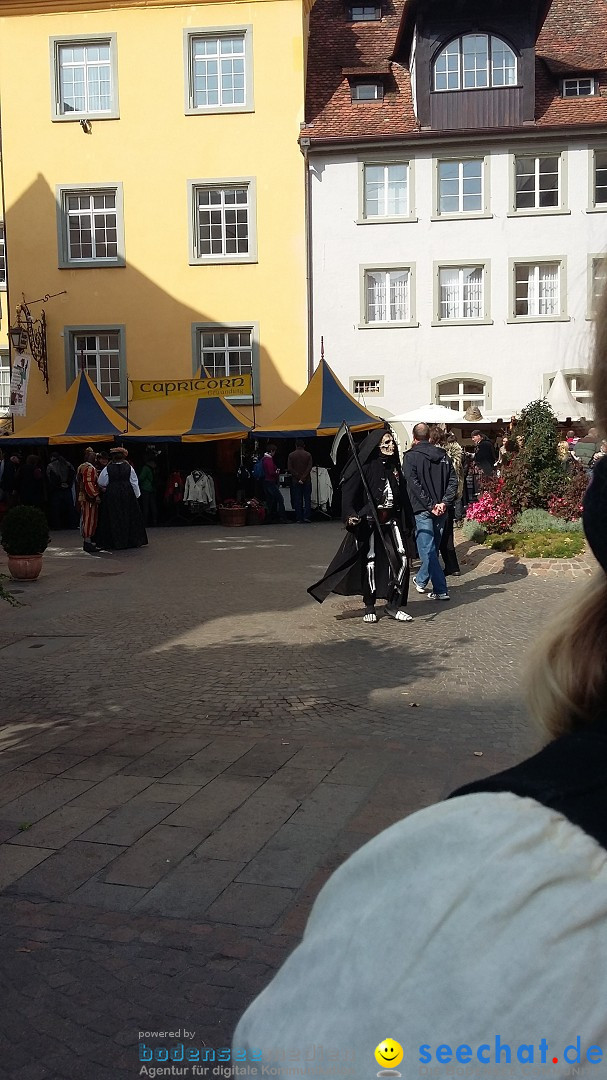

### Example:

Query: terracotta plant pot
xmin=7 ymin=553 xmax=43 ymax=581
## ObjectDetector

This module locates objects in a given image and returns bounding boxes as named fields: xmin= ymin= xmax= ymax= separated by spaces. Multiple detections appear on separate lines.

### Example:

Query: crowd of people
xmin=0 ymin=420 xmax=599 ymax=555
xmin=0 ymin=445 xmax=148 ymax=554
xmin=308 ymin=419 xmax=535 ymax=622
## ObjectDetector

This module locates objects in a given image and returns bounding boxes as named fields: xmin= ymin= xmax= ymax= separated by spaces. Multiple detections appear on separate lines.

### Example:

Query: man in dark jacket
xmin=403 ymin=423 xmax=457 ymax=601
xmin=471 ymin=429 xmax=497 ymax=477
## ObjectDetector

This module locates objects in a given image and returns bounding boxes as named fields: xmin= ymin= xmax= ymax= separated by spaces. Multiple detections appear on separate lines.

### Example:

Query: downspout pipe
xmin=300 ymin=137 xmax=313 ymax=381
xmin=0 ymin=92 xmax=14 ymax=431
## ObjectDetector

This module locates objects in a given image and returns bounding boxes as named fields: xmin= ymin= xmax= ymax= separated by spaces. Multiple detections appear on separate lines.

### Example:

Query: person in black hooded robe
xmin=308 ymin=427 xmax=414 ymax=623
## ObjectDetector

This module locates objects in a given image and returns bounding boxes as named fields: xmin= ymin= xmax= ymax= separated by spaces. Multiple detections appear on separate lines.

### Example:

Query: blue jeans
xmin=263 ymin=481 xmax=286 ymax=521
xmin=415 ymin=511 xmax=448 ymax=595
xmin=291 ymin=480 xmax=312 ymax=522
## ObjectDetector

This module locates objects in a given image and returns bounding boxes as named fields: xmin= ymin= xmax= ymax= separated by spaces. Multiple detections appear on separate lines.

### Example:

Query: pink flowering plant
xmin=466 ymin=479 xmax=515 ymax=534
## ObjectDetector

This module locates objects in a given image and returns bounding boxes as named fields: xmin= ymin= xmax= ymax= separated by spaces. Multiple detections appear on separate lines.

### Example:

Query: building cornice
xmin=302 ymin=121 xmax=607 ymax=155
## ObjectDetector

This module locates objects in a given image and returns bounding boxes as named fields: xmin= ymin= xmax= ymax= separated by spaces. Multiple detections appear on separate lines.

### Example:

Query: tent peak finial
xmin=320 ymin=336 xmax=325 ymax=362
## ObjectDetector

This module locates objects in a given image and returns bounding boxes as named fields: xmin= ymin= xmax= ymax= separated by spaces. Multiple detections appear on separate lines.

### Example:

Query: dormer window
xmin=348 ymin=5 xmax=381 ymax=21
xmin=434 ymin=34 xmax=517 ymax=91
xmin=561 ymin=77 xmax=596 ymax=97
xmin=351 ymin=81 xmax=383 ymax=101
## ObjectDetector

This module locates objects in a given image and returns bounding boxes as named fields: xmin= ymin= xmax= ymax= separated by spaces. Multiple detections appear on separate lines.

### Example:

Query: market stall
xmin=253 ymin=359 xmax=383 ymax=438
xmin=0 ymin=371 xmax=139 ymax=445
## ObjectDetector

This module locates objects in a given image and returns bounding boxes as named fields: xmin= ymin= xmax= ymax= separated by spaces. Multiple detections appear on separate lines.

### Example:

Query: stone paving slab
xmin=1 ymin=778 xmax=95 ymax=824
xmin=120 ymin=735 xmax=215 ymax=778
xmin=7 ymin=805 xmax=111 ymax=849
xmin=104 ymin=824 xmax=204 ymax=888
xmin=206 ymin=882 xmax=297 ymax=927
xmin=8 ymin=841 xmax=125 ymax=899
xmin=134 ymin=855 xmax=246 ymax=918
xmin=130 ymin=781 xmax=203 ymax=805
xmin=0 ymin=526 xmax=587 ymax=1077
xmin=195 ymin=789 xmax=301 ymax=862
xmin=0 ymin=768 xmax=53 ymax=808
xmin=78 ymin=802 xmax=178 ymax=846
xmin=163 ymin=775 xmax=264 ymax=830
xmin=237 ymin=822 xmax=337 ymax=888
xmin=0 ymin=844 xmax=53 ymax=891
xmin=158 ymin=736 xmax=261 ymax=783
xmin=67 ymin=774 xmax=155 ymax=809
xmin=60 ymin=753 xmax=135 ymax=782
xmin=291 ymin=781 xmax=370 ymax=831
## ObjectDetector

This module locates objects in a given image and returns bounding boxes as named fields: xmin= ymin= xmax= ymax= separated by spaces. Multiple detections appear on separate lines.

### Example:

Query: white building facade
xmin=304 ymin=0 xmax=607 ymax=426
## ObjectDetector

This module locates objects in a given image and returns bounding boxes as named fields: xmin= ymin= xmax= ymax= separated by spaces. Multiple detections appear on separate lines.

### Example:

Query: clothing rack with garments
xmin=184 ymin=468 xmax=217 ymax=524
xmin=163 ymin=470 xmax=189 ymax=525
xmin=310 ymin=467 xmax=333 ymax=518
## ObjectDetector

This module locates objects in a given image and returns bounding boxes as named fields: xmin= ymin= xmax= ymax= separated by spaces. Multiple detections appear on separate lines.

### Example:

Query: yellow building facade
xmin=0 ymin=0 xmax=312 ymax=431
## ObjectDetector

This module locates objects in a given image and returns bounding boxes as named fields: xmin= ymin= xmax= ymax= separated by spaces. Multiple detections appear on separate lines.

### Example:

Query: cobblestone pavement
xmin=0 ymin=523 xmax=588 ymax=1078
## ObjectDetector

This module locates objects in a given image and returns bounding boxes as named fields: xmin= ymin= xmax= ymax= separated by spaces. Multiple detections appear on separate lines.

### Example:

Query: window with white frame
xmin=438 ymin=266 xmax=484 ymax=321
xmin=71 ymin=330 xmax=123 ymax=401
xmin=57 ymin=185 xmax=124 ymax=268
xmin=514 ymin=263 xmax=560 ymax=318
xmin=349 ymin=5 xmax=381 ymax=19
xmin=434 ymin=34 xmax=516 ymax=91
xmin=192 ymin=183 xmax=252 ymax=260
xmin=0 ymin=353 xmax=9 ymax=410
xmin=351 ymin=377 xmax=383 ymax=395
xmin=351 ymin=81 xmax=383 ymax=101
xmin=363 ymin=163 xmax=408 ymax=218
xmin=565 ymin=374 xmax=591 ymax=402
xmin=437 ymin=378 xmax=486 ymax=412
xmin=0 ymin=223 xmax=6 ymax=287
xmin=187 ymin=31 xmax=251 ymax=111
xmin=561 ymin=78 xmax=595 ymax=97
xmin=547 ymin=372 xmax=591 ymax=403
xmin=594 ymin=150 xmax=607 ymax=205
xmin=590 ymin=256 xmax=607 ymax=313
xmin=52 ymin=37 xmax=117 ymax=118
xmin=365 ymin=269 xmax=411 ymax=323
xmin=199 ymin=328 xmax=253 ymax=378
xmin=438 ymin=159 xmax=483 ymax=214
xmin=515 ymin=155 xmax=560 ymax=210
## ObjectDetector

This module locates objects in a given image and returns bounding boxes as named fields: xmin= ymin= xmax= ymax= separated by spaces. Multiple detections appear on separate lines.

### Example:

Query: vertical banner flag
xmin=9 ymin=348 xmax=32 ymax=416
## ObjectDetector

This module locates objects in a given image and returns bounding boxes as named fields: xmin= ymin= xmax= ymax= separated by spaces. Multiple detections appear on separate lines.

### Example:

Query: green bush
xmin=502 ymin=400 xmax=566 ymax=511
xmin=461 ymin=519 xmax=487 ymax=543
xmin=513 ymin=509 xmax=584 ymax=534
xmin=1 ymin=505 xmax=49 ymax=556
xmin=484 ymin=530 xmax=585 ymax=559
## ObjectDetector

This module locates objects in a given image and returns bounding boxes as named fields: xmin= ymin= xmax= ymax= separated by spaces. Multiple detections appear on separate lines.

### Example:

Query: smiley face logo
xmin=374 ymin=1039 xmax=404 ymax=1071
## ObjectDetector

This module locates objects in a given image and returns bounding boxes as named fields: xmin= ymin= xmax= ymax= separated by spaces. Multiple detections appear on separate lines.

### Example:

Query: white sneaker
xmin=412 ymin=577 xmax=427 ymax=593
xmin=428 ymin=592 xmax=450 ymax=601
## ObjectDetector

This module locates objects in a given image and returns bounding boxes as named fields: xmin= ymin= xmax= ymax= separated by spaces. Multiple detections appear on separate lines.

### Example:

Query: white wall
xmin=310 ymin=140 xmax=606 ymax=419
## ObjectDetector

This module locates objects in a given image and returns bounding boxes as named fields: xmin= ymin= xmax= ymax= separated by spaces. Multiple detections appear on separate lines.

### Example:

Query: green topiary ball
xmin=1 ymin=505 xmax=50 ymax=556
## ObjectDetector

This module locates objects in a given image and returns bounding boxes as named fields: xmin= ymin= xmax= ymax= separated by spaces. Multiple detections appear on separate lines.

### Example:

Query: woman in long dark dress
xmin=96 ymin=447 xmax=148 ymax=551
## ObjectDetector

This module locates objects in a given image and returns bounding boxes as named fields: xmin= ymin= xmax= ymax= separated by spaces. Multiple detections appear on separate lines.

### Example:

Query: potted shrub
xmin=1 ymin=505 xmax=50 ymax=581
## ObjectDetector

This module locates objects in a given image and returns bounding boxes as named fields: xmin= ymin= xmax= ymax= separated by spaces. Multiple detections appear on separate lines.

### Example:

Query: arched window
xmin=433 ymin=35 xmax=517 ymax=92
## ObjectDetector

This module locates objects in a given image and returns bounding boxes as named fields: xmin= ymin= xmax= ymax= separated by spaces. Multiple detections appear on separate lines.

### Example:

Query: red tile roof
xmin=304 ymin=0 xmax=607 ymax=144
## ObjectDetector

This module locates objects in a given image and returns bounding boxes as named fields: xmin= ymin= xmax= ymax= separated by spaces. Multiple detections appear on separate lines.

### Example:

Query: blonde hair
xmin=525 ymin=283 xmax=607 ymax=738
